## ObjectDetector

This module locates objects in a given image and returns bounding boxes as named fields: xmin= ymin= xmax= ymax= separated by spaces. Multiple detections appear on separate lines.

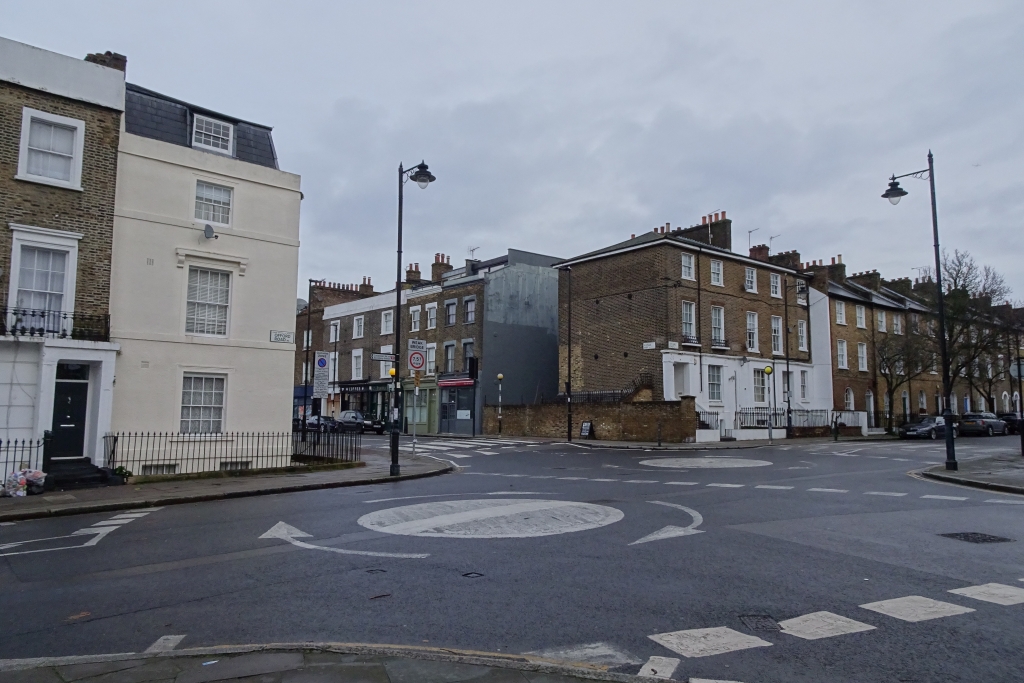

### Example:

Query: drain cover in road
xmin=358 ymin=499 xmax=624 ymax=538
xmin=939 ymin=532 xmax=1014 ymax=544
xmin=640 ymin=457 xmax=772 ymax=469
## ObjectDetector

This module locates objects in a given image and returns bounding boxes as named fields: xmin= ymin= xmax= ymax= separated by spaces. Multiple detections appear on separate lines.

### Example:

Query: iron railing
xmin=680 ymin=335 xmax=700 ymax=346
xmin=698 ymin=410 xmax=721 ymax=430
xmin=736 ymin=407 xmax=787 ymax=428
xmin=789 ymin=409 xmax=832 ymax=428
xmin=831 ymin=410 xmax=864 ymax=427
xmin=104 ymin=431 xmax=360 ymax=476
xmin=0 ymin=308 xmax=110 ymax=341
xmin=1 ymin=439 xmax=44 ymax=477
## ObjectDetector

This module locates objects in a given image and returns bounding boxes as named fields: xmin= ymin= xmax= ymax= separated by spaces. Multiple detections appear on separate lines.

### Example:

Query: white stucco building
xmin=109 ymin=84 xmax=300 ymax=439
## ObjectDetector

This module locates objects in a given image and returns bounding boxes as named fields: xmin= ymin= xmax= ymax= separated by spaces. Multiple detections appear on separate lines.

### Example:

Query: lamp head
xmin=389 ymin=367 xmax=396 ymax=377
xmin=497 ymin=373 xmax=504 ymax=381
xmin=882 ymin=177 xmax=908 ymax=205
xmin=409 ymin=162 xmax=436 ymax=189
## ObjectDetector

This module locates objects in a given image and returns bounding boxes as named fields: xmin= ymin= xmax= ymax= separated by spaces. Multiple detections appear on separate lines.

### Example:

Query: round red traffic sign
xmin=408 ymin=350 xmax=426 ymax=371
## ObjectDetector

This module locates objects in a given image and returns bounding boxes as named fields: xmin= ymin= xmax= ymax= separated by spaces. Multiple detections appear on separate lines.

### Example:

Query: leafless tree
xmin=875 ymin=322 xmax=936 ymax=432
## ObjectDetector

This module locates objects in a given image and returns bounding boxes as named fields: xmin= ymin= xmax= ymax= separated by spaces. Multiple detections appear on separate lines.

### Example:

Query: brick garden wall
xmin=483 ymin=396 xmax=697 ymax=442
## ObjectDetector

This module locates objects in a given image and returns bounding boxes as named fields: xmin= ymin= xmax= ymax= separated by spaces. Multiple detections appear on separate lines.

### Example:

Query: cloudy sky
xmin=6 ymin=1 xmax=1023 ymax=297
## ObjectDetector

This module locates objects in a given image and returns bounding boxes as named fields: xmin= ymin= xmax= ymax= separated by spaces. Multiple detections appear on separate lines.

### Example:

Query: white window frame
xmin=893 ymin=314 xmax=903 ymax=335
xmin=7 ymin=224 xmax=81 ymax=315
xmin=444 ymin=342 xmax=456 ymax=373
xmin=858 ymin=342 xmax=868 ymax=371
xmin=800 ymin=370 xmax=808 ymax=400
xmin=184 ymin=265 xmax=231 ymax=337
xmin=426 ymin=342 xmax=437 ymax=375
xmin=464 ymin=297 xmax=476 ymax=324
xmin=845 ymin=387 xmax=855 ymax=411
xmin=837 ymin=339 xmax=848 ymax=369
xmin=835 ymin=300 xmax=846 ymax=325
xmin=744 ymin=267 xmax=757 ymax=293
xmin=753 ymin=368 xmax=767 ymax=403
xmin=425 ymin=303 xmax=438 ymax=330
xmin=855 ymin=305 xmax=866 ymax=328
xmin=771 ymin=316 xmax=782 ymax=354
xmin=746 ymin=311 xmax=758 ymax=352
xmin=180 ymin=373 xmax=227 ymax=434
xmin=681 ymin=253 xmax=695 ymax=280
xmin=770 ymin=273 xmax=781 ymax=298
xmin=381 ymin=310 xmax=394 ymax=335
xmin=194 ymin=180 xmax=233 ymax=226
xmin=410 ymin=305 xmax=421 ymax=332
xmin=329 ymin=321 xmax=339 ymax=343
xmin=192 ymin=114 xmax=234 ymax=155
xmin=681 ymin=301 xmax=696 ymax=340
xmin=303 ymin=329 xmax=312 ymax=349
xmin=351 ymin=349 xmax=364 ymax=380
xmin=797 ymin=319 xmax=807 ymax=351
xmin=708 ymin=365 xmax=723 ymax=402
xmin=16 ymin=108 xmax=86 ymax=191
xmin=710 ymin=260 xmax=723 ymax=286
xmin=379 ymin=344 xmax=394 ymax=378
xmin=352 ymin=315 xmax=364 ymax=339
xmin=711 ymin=306 xmax=725 ymax=346
xmin=877 ymin=310 xmax=887 ymax=332
xmin=329 ymin=351 xmax=338 ymax=382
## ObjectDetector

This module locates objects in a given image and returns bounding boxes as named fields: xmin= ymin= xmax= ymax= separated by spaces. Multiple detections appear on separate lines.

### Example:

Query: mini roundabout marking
xmin=639 ymin=456 xmax=772 ymax=469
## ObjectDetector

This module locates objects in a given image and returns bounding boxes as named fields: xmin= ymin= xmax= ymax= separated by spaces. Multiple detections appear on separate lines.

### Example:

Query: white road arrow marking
xmin=630 ymin=501 xmax=705 ymax=545
xmin=0 ymin=526 xmax=117 ymax=556
xmin=258 ymin=521 xmax=429 ymax=559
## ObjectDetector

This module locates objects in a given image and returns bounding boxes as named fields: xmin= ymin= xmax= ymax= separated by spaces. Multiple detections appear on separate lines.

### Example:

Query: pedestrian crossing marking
xmin=649 ymin=626 xmax=771 ymax=658
xmin=808 ymin=488 xmax=848 ymax=493
xmin=637 ymin=656 xmax=679 ymax=679
xmin=921 ymin=495 xmax=968 ymax=501
xmin=755 ymin=485 xmax=793 ymax=490
xmin=948 ymin=583 xmax=1024 ymax=605
xmin=778 ymin=611 xmax=875 ymax=640
xmin=706 ymin=483 xmax=744 ymax=488
xmin=865 ymin=491 xmax=906 ymax=496
xmin=859 ymin=595 xmax=974 ymax=622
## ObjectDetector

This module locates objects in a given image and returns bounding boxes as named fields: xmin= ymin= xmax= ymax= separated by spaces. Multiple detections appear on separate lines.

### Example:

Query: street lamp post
xmin=390 ymin=161 xmax=436 ymax=477
xmin=882 ymin=151 xmax=956 ymax=470
xmin=497 ymin=373 xmax=504 ymax=437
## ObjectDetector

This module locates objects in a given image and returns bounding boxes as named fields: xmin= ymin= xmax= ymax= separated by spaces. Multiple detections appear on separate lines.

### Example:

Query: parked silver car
xmin=957 ymin=412 xmax=1007 ymax=436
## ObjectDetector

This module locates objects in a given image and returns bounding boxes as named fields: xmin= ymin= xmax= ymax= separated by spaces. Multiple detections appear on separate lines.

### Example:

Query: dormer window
xmin=193 ymin=115 xmax=233 ymax=154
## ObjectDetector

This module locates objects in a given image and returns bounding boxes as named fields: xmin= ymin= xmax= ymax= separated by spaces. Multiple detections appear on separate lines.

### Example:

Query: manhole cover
xmin=740 ymin=615 xmax=781 ymax=631
xmin=462 ymin=572 xmax=484 ymax=578
xmin=939 ymin=532 xmax=1014 ymax=544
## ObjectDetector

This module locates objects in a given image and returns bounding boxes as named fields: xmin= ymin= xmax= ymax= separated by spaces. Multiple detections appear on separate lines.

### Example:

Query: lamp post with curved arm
xmin=390 ymin=162 xmax=436 ymax=476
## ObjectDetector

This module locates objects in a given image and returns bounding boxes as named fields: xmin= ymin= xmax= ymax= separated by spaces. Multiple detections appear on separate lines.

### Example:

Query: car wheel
xmin=986 ymin=425 xmax=994 ymax=436
xmin=929 ymin=429 xmax=936 ymax=440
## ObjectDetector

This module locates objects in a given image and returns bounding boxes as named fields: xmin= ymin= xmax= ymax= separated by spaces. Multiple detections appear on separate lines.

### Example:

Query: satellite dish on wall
xmin=204 ymin=224 xmax=218 ymax=240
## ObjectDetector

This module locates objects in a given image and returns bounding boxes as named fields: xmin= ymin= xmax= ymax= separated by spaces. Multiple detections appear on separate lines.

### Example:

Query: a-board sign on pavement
xmin=313 ymin=351 xmax=329 ymax=398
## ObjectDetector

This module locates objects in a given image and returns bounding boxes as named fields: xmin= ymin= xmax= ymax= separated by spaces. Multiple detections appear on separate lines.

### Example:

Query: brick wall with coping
xmin=0 ymin=81 xmax=121 ymax=315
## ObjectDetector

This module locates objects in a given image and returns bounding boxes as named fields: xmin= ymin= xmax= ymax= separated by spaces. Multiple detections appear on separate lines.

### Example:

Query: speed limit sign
xmin=408 ymin=349 xmax=426 ymax=371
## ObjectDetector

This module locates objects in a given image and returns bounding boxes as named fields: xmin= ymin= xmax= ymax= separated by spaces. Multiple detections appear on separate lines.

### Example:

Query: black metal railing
xmin=103 ymin=431 xmax=360 ymax=476
xmin=681 ymin=335 xmax=700 ymax=346
xmin=711 ymin=337 xmax=729 ymax=348
xmin=698 ymin=410 xmax=720 ymax=430
xmin=1 ymin=439 xmax=44 ymax=478
xmin=1 ymin=308 xmax=110 ymax=341
xmin=736 ymin=407 xmax=787 ymax=428
xmin=868 ymin=411 xmax=935 ymax=431
xmin=555 ymin=390 xmax=628 ymax=404
xmin=831 ymin=410 xmax=864 ymax=427
xmin=789 ymin=409 xmax=831 ymax=428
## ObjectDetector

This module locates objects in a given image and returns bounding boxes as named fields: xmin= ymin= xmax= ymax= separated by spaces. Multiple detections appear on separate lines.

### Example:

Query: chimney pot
xmin=831 ymin=257 xmax=835 ymax=265
xmin=721 ymin=210 xmax=726 ymax=220
xmin=630 ymin=234 xmax=635 ymax=239
xmin=838 ymin=254 xmax=842 ymax=264
xmin=702 ymin=215 xmax=708 ymax=225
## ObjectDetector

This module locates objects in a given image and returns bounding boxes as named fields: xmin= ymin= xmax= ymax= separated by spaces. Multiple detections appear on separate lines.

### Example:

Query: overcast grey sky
xmin=6 ymin=1 xmax=1023 ymax=297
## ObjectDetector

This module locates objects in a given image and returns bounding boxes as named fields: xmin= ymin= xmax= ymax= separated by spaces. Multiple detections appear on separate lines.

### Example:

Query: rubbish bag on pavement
xmin=1 ymin=469 xmax=46 ymax=497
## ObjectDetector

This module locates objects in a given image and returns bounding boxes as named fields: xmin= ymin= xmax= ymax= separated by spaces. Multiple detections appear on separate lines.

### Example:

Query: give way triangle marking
xmin=259 ymin=522 xmax=428 ymax=559
xmin=629 ymin=501 xmax=705 ymax=545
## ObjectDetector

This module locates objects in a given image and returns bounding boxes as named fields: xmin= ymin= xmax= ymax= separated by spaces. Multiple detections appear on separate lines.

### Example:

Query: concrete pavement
xmin=922 ymin=450 xmax=1024 ymax=494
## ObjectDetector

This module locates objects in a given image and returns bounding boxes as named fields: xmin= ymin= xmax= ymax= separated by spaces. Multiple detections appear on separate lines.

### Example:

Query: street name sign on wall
xmin=371 ymin=353 xmax=397 ymax=362
xmin=313 ymin=351 xmax=329 ymax=398
xmin=270 ymin=330 xmax=294 ymax=343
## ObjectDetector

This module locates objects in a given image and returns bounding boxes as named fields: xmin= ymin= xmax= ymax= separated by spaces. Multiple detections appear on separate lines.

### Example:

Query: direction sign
xmin=408 ymin=350 xmax=426 ymax=371
xmin=371 ymin=353 xmax=397 ymax=362
xmin=408 ymin=339 xmax=426 ymax=352
xmin=313 ymin=351 xmax=330 ymax=398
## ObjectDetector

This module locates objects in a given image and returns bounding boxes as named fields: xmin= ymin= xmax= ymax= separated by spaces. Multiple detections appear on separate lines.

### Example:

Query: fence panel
xmin=736 ymin=407 xmax=787 ymax=429
xmin=0 ymin=439 xmax=44 ymax=476
xmin=698 ymin=411 xmax=720 ymax=430
xmin=789 ymin=409 xmax=831 ymax=428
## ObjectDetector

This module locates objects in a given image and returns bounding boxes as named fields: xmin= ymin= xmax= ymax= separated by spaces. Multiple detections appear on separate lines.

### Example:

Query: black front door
xmin=49 ymin=366 xmax=90 ymax=459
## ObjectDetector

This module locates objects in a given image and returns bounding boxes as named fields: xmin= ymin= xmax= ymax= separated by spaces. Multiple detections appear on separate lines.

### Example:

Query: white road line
xmin=755 ymin=485 xmax=793 ymax=490
xmin=145 ymin=635 xmax=186 ymax=653
xmin=591 ymin=478 xmax=618 ymax=482
xmin=637 ymin=656 xmax=680 ymax=679
xmin=778 ymin=611 xmax=875 ymax=640
xmin=949 ymin=583 xmax=1024 ymax=605
xmin=558 ymin=477 xmax=588 ymax=480
xmin=859 ymin=595 xmax=974 ymax=622
xmin=890 ymin=458 xmax=911 ymax=461
xmin=808 ymin=488 xmax=848 ymax=493
xmin=110 ymin=512 xmax=151 ymax=518
xmin=984 ymin=499 xmax=1024 ymax=505
xmin=476 ymin=451 xmax=499 ymax=455
xmin=921 ymin=495 xmax=968 ymax=501
xmin=664 ymin=482 xmax=699 ymax=486
xmin=865 ymin=492 xmax=907 ymax=497
xmin=530 ymin=476 xmax=558 ymax=479
xmin=649 ymin=626 xmax=771 ymax=658
xmin=624 ymin=480 xmax=658 ymax=484
xmin=90 ymin=520 xmax=132 ymax=526
xmin=408 ymin=444 xmax=454 ymax=451
xmin=706 ymin=483 xmax=744 ymax=488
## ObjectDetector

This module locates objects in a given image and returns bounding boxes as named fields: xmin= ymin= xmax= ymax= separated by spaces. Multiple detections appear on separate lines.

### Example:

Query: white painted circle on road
xmin=640 ymin=457 xmax=772 ymax=469
xmin=357 ymin=498 xmax=623 ymax=538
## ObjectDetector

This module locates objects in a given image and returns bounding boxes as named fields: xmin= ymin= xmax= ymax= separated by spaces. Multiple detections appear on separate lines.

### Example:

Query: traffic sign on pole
xmin=313 ymin=351 xmax=329 ymax=398
xmin=408 ymin=349 xmax=426 ymax=371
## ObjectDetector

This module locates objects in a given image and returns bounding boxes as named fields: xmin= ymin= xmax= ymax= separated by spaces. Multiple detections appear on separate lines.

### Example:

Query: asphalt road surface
xmin=2 ymin=435 xmax=1023 ymax=683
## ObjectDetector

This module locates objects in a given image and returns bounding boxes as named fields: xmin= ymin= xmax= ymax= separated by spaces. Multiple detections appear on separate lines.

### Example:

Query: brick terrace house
xmin=557 ymin=213 xmax=831 ymax=438
xmin=0 ymin=38 xmax=124 ymax=463
xmin=315 ymin=248 xmax=560 ymax=435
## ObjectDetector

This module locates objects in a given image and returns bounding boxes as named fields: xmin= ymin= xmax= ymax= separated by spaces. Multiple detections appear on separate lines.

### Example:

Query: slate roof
xmin=828 ymin=279 xmax=931 ymax=312
xmin=124 ymin=83 xmax=279 ymax=169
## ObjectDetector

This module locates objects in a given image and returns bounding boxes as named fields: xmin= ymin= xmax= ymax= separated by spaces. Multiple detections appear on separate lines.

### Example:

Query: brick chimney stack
xmin=405 ymin=263 xmax=422 ymax=285
xmin=848 ymin=269 xmax=882 ymax=291
xmin=749 ymin=244 xmax=770 ymax=262
xmin=431 ymin=253 xmax=453 ymax=282
xmin=768 ymin=249 xmax=801 ymax=270
xmin=358 ymin=276 xmax=375 ymax=296
xmin=677 ymin=210 xmax=732 ymax=251
xmin=84 ymin=51 xmax=127 ymax=72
